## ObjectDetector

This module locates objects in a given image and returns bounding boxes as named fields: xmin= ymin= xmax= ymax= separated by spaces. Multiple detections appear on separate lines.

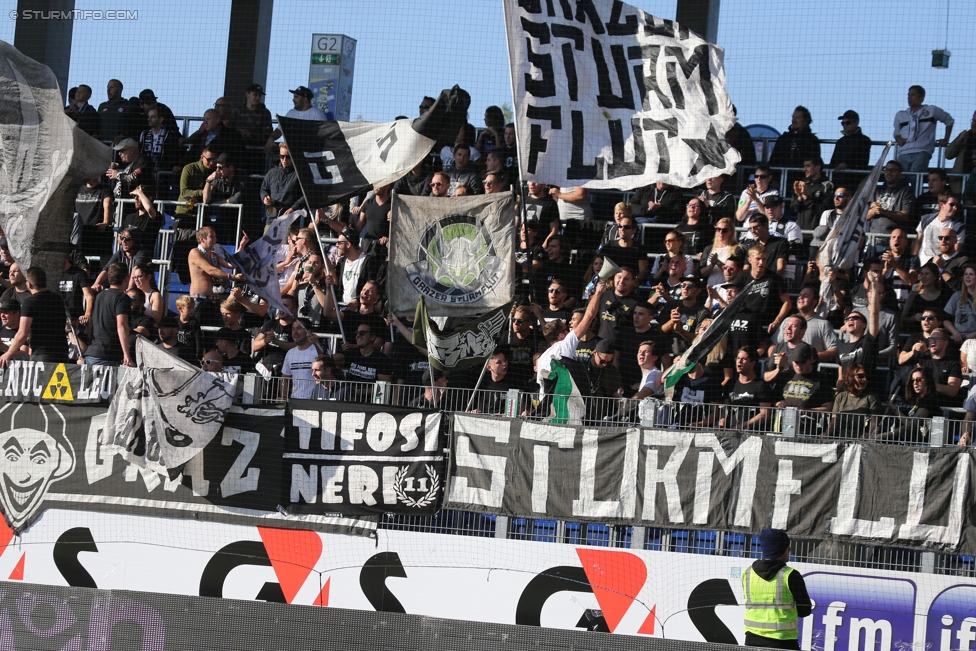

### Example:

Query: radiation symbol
xmin=41 ymin=364 xmax=74 ymax=401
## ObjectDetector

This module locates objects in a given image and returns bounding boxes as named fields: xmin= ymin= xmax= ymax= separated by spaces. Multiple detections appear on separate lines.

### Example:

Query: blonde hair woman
xmin=699 ymin=217 xmax=740 ymax=287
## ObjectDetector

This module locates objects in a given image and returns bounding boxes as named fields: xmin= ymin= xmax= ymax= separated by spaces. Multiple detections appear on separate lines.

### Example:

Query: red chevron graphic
xmin=576 ymin=548 xmax=649 ymax=633
xmin=257 ymin=527 xmax=323 ymax=604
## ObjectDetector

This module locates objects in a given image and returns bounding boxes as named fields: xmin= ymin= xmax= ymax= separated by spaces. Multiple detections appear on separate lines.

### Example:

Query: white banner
xmin=6 ymin=508 xmax=973 ymax=650
xmin=504 ymin=0 xmax=739 ymax=190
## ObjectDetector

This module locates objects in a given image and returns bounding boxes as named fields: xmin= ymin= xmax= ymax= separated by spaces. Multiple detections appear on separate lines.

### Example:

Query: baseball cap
xmin=289 ymin=86 xmax=314 ymax=99
xmin=0 ymin=299 xmax=20 ymax=312
xmin=789 ymin=342 xmax=816 ymax=365
xmin=246 ymin=83 xmax=265 ymax=95
xmin=680 ymin=274 xmax=703 ymax=288
xmin=837 ymin=110 xmax=859 ymax=121
xmin=764 ymin=194 xmax=784 ymax=208
xmin=113 ymin=137 xmax=139 ymax=151
xmin=213 ymin=327 xmax=238 ymax=343
xmin=216 ymin=152 xmax=233 ymax=166
xmin=594 ymin=339 xmax=615 ymax=355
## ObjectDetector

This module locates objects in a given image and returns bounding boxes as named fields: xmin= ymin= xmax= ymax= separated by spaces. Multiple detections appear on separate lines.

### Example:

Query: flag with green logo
xmin=389 ymin=192 xmax=516 ymax=317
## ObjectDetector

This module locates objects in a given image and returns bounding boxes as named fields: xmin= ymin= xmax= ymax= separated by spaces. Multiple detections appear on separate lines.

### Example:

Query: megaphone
xmin=585 ymin=256 xmax=622 ymax=295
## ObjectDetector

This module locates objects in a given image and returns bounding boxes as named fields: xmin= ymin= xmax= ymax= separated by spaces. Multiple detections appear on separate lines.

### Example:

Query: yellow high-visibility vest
xmin=742 ymin=566 xmax=798 ymax=640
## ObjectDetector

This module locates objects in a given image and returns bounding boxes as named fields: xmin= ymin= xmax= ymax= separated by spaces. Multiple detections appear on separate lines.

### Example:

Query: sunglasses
xmin=513 ymin=318 xmax=527 ymax=324
xmin=483 ymin=179 xmax=497 ymax=185
xmin=834 ymin=193 xmax=847 ymax=198
xmin=621 ymin=225 xmax=637 ymax=230
xmin=921 ymin=315 xmax=938 ymax=321
xmin=201 ymin=156 xmax=215 ymax=162
xmin=854 ymin=374 xmax=867 ymax=380
xmin=715 ymin=227 xmax=731 ymax=233
xmin=279 ymin=155 xmax=291 ymax=160
xmin=754 ymin=174 xmax=771 ymax=179
xmin=203 ymin=359 xmax=221 ymax=366
xmin=548 ymin=288 xmax=565 ymax=294
xmin=845 ymin=315 xmax=865 ymax=323
xmin=938 ymin=235 xmax=956 ymax=241
xmin=119 ymin=236 xmax=133 ymax=242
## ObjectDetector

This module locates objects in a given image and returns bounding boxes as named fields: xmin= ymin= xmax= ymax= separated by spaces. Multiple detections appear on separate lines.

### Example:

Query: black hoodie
xmin=748 ymin=559 xmax=813 ymax=618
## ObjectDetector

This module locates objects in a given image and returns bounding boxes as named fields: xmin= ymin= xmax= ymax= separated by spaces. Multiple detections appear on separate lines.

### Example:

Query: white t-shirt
xmin=639 ymin=367 xmax=663 ymax=395
xmin=341 ymin=256 xmax=366 ymax=304
xmin=286 ymin=106 xmax=328 ymax=121
xmin=917 ymin=214 xmax=964 ymax=264
xmin=282 ymin=345 xmax=318 ymax=398
xmin=536 ymin=330 xmax=580 ymax=390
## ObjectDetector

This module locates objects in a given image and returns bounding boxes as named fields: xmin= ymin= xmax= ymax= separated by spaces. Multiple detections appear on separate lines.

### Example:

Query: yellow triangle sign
xmin=41 ymin=364 xmax=74 ymax=401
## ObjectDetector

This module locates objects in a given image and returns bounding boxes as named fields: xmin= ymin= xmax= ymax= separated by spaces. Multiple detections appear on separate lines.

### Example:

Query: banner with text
xmin=0 ymin=402 xmax=375 ymax=536
xmin=0 ymin=361 xmax=116 ymax=404
xmin=285 ymin=400 xmax=447 ymax=516
xmin=504 ymin=0 xmax=739 ymax=190
xmin=448 ymin=414 xmax=976 ymax=553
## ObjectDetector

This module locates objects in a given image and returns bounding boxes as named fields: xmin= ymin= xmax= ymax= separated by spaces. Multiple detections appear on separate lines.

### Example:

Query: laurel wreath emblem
xmin=393 ymin=465 xmax=440 ymax=508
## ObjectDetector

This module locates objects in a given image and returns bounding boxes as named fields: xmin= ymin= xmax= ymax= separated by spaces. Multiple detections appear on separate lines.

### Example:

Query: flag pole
xmin=463 ymin=341 xmax=498 ymax=413
xmin=308 ymin=216 xmax=347 ymax=344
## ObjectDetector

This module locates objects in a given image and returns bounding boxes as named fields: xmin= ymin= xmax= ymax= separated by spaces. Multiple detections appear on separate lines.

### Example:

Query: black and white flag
xmin=389 ymin=192 xmax=517 ymax=317
xmin=101 ymin=338 xmax=236 ymax=477
xmin=0 ymin=40 xmax=112 ymax=281
xmin=228 ymin=211 xmax=300 ymax=315
xmin=413 ymin=297 xmax=512 ymax=371
xmin=504 ymin=0 xmax=739 ymax=190
xmin=818 ymin=142 xmax=892 ymax=274
xmin=279 ymin=86 xmax=470 ymax=209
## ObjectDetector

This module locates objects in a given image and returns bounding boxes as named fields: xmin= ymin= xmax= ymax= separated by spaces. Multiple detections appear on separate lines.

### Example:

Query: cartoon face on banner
xmin=0 ymin=404 xmax=75 ymax=530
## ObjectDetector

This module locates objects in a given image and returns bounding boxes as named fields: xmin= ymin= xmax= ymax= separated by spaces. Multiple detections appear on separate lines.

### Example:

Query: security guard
xmin=742 ymin=529 xmax=812 ymax=649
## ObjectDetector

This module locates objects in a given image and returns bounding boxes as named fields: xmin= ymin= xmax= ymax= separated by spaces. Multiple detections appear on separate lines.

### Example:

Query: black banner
xmin=448 ymin=414 xmax=976 ymax=554
xmin=285 ymin=400 xmax=447 ymax=516
xmin=0 ymin=401 xmax=375 ymax=536
xmin=0 ymin=361 xmax=116 ymax=404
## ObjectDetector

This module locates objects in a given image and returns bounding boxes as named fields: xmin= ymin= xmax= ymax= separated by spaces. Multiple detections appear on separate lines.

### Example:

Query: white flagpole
xmin=463 ymin=342 xmax=498 ymax=413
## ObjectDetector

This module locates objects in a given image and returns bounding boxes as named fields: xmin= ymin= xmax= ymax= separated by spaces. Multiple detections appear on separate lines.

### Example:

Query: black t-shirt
xmin=726 ymin=313 xmax=758 ymax=358
xmin=743 ymin=237 xmax=789 ymax=269
xmin=539 ymin=306 xmax=571 ymax=324
xmin=837 ymin=335 xmax=878 ymax=375
xmin=923 ymin=357 xmax=963 ymax=407
xmin=574 ymin=336 xmax=601 ymax=366
xmin=740 ymin=272 xmax=788 ymax=328
xmin=257 ymin=320 xmax=294 ymax=370
xmin=75 ymin=184 xmax=111 ymax=226
xmin=177 ymin=317 xmax=203 ymax=360
xmin=662 ymin=301 xmax=709 ymax=356
xmin=727 ymin=377 xmax=774 ymax=428
xmin=599 ymin=241 xmax=647 ymax=277
xmin=597 ymin=293 xmax=641 ymax=344
xmin=676 ymin=220 xmax=712 ymax=255
xmin=86 ymin=288 xmax=131 ymax=362
xmin=672 ymin=372 xmax=722 ymax=424
xmin=360 ymin=196 xmax=391 ymax=241
xmin=506 ymin=332 xmax=540 ymax=390
xmin=59 ymin=266 xmax=91 ymax=314
xmin=344 ymin=349 xmax=395 ymax=382
xmin=522 ymin=196 xmax=560 ymax=230
xmin=158 ymin=342 xmax=203 ymax=366
xmin=119 ymin=211 xmax=160 ymax=254
xmin=20 ymin=290 xmax=69 ymax=362
xmin=223 ymin=351 xmax=256 ymax=375
xmin=614 ymin=326 xmax=662 ymax=389
xmin=780 ymin=372 xmax=833 ymax=410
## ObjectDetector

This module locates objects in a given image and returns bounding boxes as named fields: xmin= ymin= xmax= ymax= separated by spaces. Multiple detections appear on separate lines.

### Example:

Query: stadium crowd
xmin=4 ymin=79 xmax=976 ymax=442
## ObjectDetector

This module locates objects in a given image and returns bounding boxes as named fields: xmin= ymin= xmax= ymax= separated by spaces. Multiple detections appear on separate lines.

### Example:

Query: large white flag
xmin=504 ymin=0 xmax=739 ymax=190
xmin=101 ymin=338 xmax=237 ymax=477
xmin=388 ymin=192 xmax=516 ymax=317
xmin=0 ymin=40 xmax=112 ymax=281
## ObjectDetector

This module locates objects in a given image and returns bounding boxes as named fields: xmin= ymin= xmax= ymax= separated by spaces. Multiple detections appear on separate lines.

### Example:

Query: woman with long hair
xmin=699 ymin=217 xmax=740 ymax=287
xmin=130 ymin=264 xmax=164 ymax=324
xmin=944 ymin=263 xmax=976 ymax=347
xmin=825 ymin=363 xmax=880 ymax=437
xmin=901 ymin=262 xmax=950 ymax=333
xmin=883 ymin=366 xmax=940 ymax=442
